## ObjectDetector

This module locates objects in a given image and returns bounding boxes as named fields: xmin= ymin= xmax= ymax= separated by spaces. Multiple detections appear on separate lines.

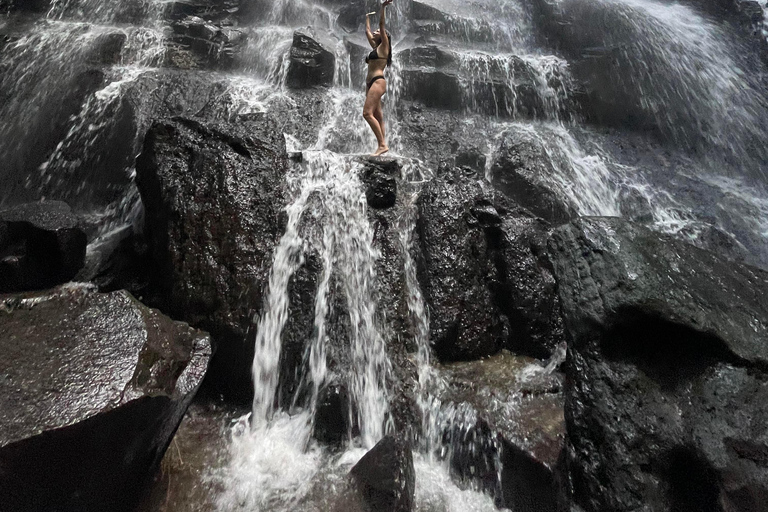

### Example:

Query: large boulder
xmin=0 ymin=284 xmax=211 ymax=512
xmin=548 ymin=217 xmax=768 ymax=512
xmin=135 ymin=114 xmax=287 ymax=402
xmin=350 ymin=434 xmax=416 ymax=512
xmin=416 ymin=164 xmax=565 ymax=361
xmin=286 ymin=31 xmax=335 ymax=89
xmin=435 ymin=349 xmax=567 ymax=511
xmin=416 ymin=166 xmax=503 ymax=361
xmin=0 ymin=200 xmax=87 ymax=292
xmin=490 ymin=127 xmax=576 ymax=226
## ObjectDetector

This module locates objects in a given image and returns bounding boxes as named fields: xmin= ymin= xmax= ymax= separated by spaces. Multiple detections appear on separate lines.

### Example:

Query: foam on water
xmin=214 ymin=412 xmax=324 ymax=511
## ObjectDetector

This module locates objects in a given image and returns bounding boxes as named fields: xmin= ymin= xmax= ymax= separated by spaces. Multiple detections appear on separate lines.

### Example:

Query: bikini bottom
xmin=366 ymin=75 xmax=385 ymax=92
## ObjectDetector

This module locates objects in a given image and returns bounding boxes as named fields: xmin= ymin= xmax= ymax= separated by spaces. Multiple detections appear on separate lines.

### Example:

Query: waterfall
xmin=5 ymin=0 xmax=768 ymax=507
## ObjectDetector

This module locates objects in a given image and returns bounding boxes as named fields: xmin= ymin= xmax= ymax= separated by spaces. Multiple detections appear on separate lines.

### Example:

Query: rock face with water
xmin=287 ymin=31 xmax=335 ymax=89
xmin=491 ymin=127 xmax=575 ymax=225
xmin=0 ymin=200 xmax=87 ymax=292
xmin=417 ymin=164 xmax=565 ymax=361
xmin=549 ymin=217 xmax=768 ymax=512
xmin=135 ymin=114 xmax=287 ymax=402
xmin=438 ymin=350 xmax=567 ymax=511
xmin=350 ymin=434 xmax=416 ymax=512
xmin=0 ymin=284 xmax=211 ymax=512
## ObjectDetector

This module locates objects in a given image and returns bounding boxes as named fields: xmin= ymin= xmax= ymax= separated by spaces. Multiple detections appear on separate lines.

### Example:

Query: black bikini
xmin=366 ymin=48 xmax=388 ymax=91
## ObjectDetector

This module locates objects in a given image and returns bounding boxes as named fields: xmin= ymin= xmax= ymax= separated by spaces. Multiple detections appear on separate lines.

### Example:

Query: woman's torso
xmin=366 ymin=46 xmax=388 ymax=81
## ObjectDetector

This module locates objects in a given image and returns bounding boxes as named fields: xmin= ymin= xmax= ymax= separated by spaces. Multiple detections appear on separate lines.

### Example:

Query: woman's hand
xmin=382 ymin=0 xmax=394 ymax=6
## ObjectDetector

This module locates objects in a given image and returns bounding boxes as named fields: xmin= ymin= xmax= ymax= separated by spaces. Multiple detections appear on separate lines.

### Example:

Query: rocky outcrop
xmin=416 ymin=164 xmax=565 ymax=361
xmin=398 ymin=45 xmax=572 ymax=119
xmin=167 ymin=16 xmax=246 ymax=69
xmin=135 ymin=114 xmax=287 ymax=402
xmin=0 ymin=200 xmax=87 ymax=292
xmin=0 ymin=284 xmax=211 ymax=512
xmin=287 ymin=31 xmax=335 ymax=89
xmin=350 ymin=434 xmax=415 ymax=512
xmin=360 ymin=156 xmax=398 ymax=209
xmin=549 ymin=217 xmax=768 ymax=512
xmin=436 ymin=349 xmax=567 ymax=511
xmin=490 ymin=127 xmax=575 ymax=226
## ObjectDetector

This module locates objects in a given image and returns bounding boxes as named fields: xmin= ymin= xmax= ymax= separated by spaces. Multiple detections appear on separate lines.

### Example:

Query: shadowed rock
xmin=350 ymin=434 xmax=415 ymax=512
xmin=287 ymin=31 xmax=335 ymax=89
xmin=549 ymin=217 xmax=768 ymax=512
xmin=0 ymin=200 xmax=87 ymax=292
xmin=135 ymin=114 xmax=287 ymax=403
xmin=436 ymin=349 xmax=567 ymax=511
xmin=417 ymin=164 xmax=565 ymax=361
xmin=490 ymin=127 xmax=575 ymax=226
xmin=0 ymin=284 xmax=211 ymax=512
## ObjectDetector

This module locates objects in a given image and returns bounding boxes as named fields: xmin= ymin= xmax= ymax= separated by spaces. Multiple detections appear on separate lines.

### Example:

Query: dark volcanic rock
xmin=167 ymin=16 xmax=246 ymax=69
xmin=287 ymin=31 xmax=335 ymax=89
xmin=398 ymin=45 xmax=571 ymax=118
xmin=350 ymin=434 xmax=415 ymax=512
xmin=313 ymin=383 xmax=350 ymax=447
xmin=135 ymin=114 xmax=287 ymax=402
xmin=417 ymin=165 xmax=565 ymax=361
xmin=436 ymin=350 xmax=567 ymax=511
xmin=0 ymin=200 xmax=87 ymax=292
xmin=416 ymin=166 xmax=503 ymax=361
xmin=0 ymin=284 xmax=211 ymax=512
xmin=491 ymin=127 xmax=575 ymax=226
xmin=548 ymin=217 xmax=768 ymax=512
xmin=360 ymin=157 xmax=398 ymax=209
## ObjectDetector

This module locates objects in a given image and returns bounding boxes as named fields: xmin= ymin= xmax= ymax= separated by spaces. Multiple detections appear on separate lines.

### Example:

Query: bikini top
xmin=366 ymin=48 xmax=389 ymax=65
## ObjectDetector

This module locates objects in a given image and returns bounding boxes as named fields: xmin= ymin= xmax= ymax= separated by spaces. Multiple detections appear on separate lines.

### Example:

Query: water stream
xmin=2 ymin=0 xmax=767 ymax=508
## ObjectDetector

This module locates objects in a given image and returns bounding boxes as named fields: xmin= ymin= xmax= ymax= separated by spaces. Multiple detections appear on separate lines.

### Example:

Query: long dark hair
xmin=382 ymin=30 xmax=392 ymax=66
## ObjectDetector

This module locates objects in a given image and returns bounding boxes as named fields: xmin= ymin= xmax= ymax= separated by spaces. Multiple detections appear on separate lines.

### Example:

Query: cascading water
xmin=5 ymin=0 xmax=768 ymax=507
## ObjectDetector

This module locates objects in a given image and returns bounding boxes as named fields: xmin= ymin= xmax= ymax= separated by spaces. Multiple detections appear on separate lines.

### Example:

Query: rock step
xmin=0 ymin=284 xmax=211 ymax=512
xmin=397 ymin=45 xmax=574 ymax=119
xmin=0 ymin=200 xmax=87 ymax=293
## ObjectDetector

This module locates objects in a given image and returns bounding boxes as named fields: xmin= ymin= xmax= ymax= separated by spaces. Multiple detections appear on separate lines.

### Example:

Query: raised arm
xmin=365 ymin=12 xmax=376 ymax=48
xmin=379 ymin=0 xmax=392 ymax=49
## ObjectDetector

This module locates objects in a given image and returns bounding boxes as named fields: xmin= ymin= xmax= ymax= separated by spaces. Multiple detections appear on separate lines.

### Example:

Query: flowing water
xmin=3 ymin=0 xmax=768 ymax=509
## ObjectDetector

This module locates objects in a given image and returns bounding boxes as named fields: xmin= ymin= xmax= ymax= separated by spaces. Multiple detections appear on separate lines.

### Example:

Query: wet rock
xmin=167 ymin=0 xmax=239 ymax=22
xmin=492 ymin=213 xmax=566 ymax=359
xmin=314 ymin=383 xmax=350 ymax=447
xmin=135 ymin=114 xmax=287 ymax=403
xmin=360 ymin=157 xmax=399 ymax=209
xmin=344 ymin=35 xmax=371 ymax=87
xmin=0 ymin=284 xmax=211 ymax=512
xmin=0 ymin=200 xmax=87 ymax=292
xmin=398 ymin=46 xmax=563 ymax=118
xmin=455 ymin=145 xmax=486 ymax=172
xmin=350 ymin=434 xmax=415 ymax=512
xmin=417 ymin=165 xmax=565 ymax=361
xmin=437 ymin=349 xmax=567 ymax=511
xmin=287 ymin=31 xmax=335 ymax=89
xmin=87 ymin=32 xmax=127 ymax=65
xmin=491 ymin=127 xmax=575 ymax=225
xmin=416 ymin=167 xmax=503 ymax=361
xmin=548 ymin=217 xmax=768 ymax=512
xmin=167 ymin=15 xmax=246 ymax=69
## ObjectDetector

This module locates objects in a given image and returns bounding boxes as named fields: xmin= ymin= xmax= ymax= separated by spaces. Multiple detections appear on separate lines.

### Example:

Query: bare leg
xmin=374 ymin=103 xmax=385 ymax=146
xmin=363 ymin=81 xmax=388 ymax=156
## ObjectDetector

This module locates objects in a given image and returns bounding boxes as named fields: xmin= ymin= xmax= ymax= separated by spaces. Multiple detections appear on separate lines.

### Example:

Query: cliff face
xmin=1 ymin=0 xmax=768 ymax=510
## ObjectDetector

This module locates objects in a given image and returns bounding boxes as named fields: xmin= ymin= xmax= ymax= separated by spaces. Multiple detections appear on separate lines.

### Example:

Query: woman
xmin=364 ymin=0 xmax=393 ymax=156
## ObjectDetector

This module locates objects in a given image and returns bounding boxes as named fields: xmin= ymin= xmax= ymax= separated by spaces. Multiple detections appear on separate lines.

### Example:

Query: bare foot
xmin=371 ymin=145 xmax=389 ymax=157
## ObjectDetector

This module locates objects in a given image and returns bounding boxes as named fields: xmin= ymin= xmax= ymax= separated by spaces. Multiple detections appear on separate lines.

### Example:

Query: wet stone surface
xmin=0 ymin=284 xmax=211 ymax=512
xmin=549 ymin=217 xmax=768 ymax=512
xmin=0 ymin=200 xmax=87 ymax=292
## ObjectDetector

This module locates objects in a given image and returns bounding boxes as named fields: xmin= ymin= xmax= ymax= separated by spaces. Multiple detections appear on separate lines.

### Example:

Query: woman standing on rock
xmin=364 ymin=0 xmax=394 ymax=156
